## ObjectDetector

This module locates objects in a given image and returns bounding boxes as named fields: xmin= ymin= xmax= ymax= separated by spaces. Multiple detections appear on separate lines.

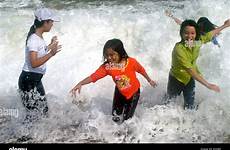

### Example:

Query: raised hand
xmin=51 ymin=36 xmax=58 ymax=44
xmin=224 ymin=19 xmax=230 ymax=27
xmin=165 ymin=10 xmax=173 ymax=17
xmin=48 ymin=36 xmax=62 ymax=56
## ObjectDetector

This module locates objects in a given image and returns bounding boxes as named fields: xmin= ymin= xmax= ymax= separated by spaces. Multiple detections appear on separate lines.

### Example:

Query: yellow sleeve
xmin=200 ymin=32 xmax=213 ymax=44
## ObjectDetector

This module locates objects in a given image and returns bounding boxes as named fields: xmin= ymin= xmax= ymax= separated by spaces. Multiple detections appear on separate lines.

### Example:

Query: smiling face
xmin=182 ymin=25 xmax=196 ymax=42
xmin=180 ymin=20 xmax=200 ymax=42
xmin=105 ymin=48 xmax=121 ymax=63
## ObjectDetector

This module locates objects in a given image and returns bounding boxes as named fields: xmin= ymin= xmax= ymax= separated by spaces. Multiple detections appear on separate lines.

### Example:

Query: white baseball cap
xmin=34 ymin=8 xmax=60 ymax=22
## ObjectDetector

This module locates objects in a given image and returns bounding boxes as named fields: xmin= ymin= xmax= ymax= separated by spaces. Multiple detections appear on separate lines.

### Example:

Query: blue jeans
xmin=166 ymin=74 xmax=195 ymax=109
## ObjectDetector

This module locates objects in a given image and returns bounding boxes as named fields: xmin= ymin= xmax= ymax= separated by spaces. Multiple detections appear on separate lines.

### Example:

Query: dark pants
xmin=112 ymin=87 xmax=140 ymax=121
xmin=166 ymin=74 xmax=195 ymax=109
xmin=18 ymin=71 xmax=48 ymax=122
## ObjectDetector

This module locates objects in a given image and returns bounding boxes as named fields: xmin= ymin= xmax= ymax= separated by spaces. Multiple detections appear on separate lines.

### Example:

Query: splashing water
xmin=1 ymin=0 xmax=230 ymax=143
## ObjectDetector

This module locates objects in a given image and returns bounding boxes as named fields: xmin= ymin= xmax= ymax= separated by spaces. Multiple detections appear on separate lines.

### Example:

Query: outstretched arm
xmin=70 ymin=76 xmax=93 ymax=97
xmin=140 ymin=71 xmax=157 ymax=88
xmin=165 ymin=10 xmax=182 ymax=25
xmin=135 ymin=59 xmax=157 ymax=88
xmin=211 ymin=19 xmax=230 ymax=37
xmin=186 ymin=68 xmax=220 ymax=92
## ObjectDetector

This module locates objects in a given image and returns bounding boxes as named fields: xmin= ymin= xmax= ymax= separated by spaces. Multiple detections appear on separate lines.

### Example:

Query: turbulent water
xmin=1 ymin=0 xmax=230 ymax=143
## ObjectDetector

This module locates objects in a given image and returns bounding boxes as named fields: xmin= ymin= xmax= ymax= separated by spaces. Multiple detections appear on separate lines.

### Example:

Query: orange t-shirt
xmin=90 ymin=57 xmax=146 ymax=100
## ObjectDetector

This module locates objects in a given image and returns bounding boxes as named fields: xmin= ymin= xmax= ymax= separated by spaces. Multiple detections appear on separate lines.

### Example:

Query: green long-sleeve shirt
xmin=170 ymin=32 xmax=213 ymax=85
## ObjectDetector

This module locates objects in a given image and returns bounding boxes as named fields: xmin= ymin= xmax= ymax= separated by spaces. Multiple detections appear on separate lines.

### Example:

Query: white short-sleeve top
xmin=22 ymin=33 xmax=48 ymax=74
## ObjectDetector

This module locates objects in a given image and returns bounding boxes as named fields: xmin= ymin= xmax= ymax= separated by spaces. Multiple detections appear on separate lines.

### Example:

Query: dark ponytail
xmin=26 ymin=19 xmax=45 ymax=45
xmin=197 ymin=17 xmax=216 ymax=35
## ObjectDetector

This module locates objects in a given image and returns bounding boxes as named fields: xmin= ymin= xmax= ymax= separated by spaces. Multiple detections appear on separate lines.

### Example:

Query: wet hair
xmin=197 ymin=17 xmax=216 ymax=35
xmin=103 ymin=39 xmax=129 ymax=62
xmin=180 ymin=19 xmax=200 ymax=41
xmin=25 ymin=19 xmax=51 ymax=45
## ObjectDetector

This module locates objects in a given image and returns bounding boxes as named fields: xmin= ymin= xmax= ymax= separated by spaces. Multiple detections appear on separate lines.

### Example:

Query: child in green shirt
xmin=165 ymin=10 xmax=221 ymax=47
xmin=166 ymin=18 xmax=230 ymax=110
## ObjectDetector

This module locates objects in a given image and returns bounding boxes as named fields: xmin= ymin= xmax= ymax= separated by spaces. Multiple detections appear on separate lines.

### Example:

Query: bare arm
xmin=70 ymin=76 xmax=93 ymax=97
xmin=139 ymin=71 xmax=157 ymax=87
xmin=30 ymin=36 xmax=62 ymax=68
xmin=186 ymin=68 xmax=220 ymax=92
xmin=211 ymin=19 xmax=230 ymax=37
xmin=30 ymin=51 xmax=52 ymax=68
xmin=165 ymin=10 xmax=182 ymax=25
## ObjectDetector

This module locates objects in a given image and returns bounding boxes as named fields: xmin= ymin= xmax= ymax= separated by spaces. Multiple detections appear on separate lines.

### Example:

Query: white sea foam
xmin=0 ymin=0 xmax=230 ymax=143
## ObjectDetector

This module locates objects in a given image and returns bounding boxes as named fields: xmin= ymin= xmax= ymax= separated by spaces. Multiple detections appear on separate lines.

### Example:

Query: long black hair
xmin=25 ymin=19 xmax=45 ymax=45
xmin=180 ymin=19 xmax=200 ymax=41
xmin=103 ymin=39 xmax=129 ymax=62
xmin=197 ymin=17 xmax=216 ymax=35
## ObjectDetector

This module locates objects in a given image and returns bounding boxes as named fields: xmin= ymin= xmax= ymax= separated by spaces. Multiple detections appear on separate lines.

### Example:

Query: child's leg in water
xmin=112 ymin=87 xmax=140 ymax=123
xmin=123 ymin=89 xmax=140 ymax=120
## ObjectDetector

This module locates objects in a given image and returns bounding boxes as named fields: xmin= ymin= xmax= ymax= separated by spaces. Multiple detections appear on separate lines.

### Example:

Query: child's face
xmin=182 ymin=25 xmax=196 ymax=41
xmin=105 ymin=48 xmax=120 ymax=63
xmin=43 ymin=20 xmax=54 ymax=32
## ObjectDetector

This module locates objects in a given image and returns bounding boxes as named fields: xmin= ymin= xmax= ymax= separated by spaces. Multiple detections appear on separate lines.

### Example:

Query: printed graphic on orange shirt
xmin=115 ymin=75 xmax=131 ymax=90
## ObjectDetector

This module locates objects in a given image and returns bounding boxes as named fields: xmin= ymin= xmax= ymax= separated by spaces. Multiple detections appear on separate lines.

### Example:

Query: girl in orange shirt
xmin=70 ymin=39 xmax=157 ymax=124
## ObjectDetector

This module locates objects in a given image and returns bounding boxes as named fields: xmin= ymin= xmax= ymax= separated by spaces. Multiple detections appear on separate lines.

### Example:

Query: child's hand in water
xmin=70 ymin=84 xmax=82 ymax=98
xmin=71 ymin=93 xmax=87 ymax=106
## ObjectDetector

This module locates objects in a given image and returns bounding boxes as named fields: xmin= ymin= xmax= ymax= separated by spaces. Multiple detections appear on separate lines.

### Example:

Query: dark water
xmin=0 ymin=0 xmax=186 ymax=9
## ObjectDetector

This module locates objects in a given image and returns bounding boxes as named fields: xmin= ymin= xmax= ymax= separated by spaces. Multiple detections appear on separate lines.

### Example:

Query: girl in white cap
xmin=18 ymin=8 xmax=61 ymax=122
